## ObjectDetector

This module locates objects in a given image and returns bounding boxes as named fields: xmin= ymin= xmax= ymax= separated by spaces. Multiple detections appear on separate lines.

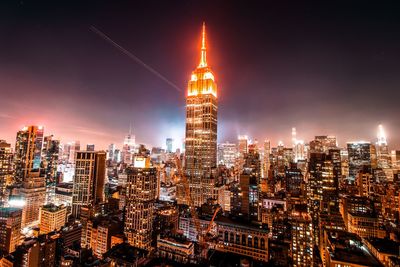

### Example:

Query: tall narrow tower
xmin=376 ymin=124 xmax=389 ymax=168
xmin=184 ymin=23 xmax=218 ymax=207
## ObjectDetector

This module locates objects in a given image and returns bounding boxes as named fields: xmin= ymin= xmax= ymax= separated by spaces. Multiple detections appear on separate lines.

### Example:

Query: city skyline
xmin=1 ymin=1 xmax=400 ymax=149
xmin=1 ymin=2 xmax=400 ymax=266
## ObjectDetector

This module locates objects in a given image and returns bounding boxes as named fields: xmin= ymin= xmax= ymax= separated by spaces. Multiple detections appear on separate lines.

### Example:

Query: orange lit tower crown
xmin=184 ymin=23 xmax=218 ymax=207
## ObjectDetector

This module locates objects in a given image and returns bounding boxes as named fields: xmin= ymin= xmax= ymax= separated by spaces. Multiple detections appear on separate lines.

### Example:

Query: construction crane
xmin=175 ymin=156 xmax=221 ymax=260
xmin=206 ymin=206 xmax=221 ymax=235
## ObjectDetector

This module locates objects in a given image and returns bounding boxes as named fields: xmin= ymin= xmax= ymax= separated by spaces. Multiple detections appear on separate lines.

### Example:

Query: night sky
xmin=1 ymin=1 xmax=399 ymax=149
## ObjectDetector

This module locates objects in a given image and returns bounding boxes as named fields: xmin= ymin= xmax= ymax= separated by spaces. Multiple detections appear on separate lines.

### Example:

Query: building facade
xmin=347 ymin=142 xmax=372 ymax=181
xmin=124 ymin=156 xmax=157 ymax=250
xmin=217 ymin=142 xmax=238 ymax=168
xmin=215 ymin=217 xmax=269 ymax=262
xmin=15 ymin=126 xmax=44 ymax=181
xmin=0 ymin=140 xmax=13 ymax=202
xmin=72 ymin=151 xmax=106 ymax=218
xmin=39 ymin=204 xmax=67 ymax=234
xmin=0 ymin=207 xmax=22 ymax=254
xmin=184 ymin=23 xmax=218 ymax=207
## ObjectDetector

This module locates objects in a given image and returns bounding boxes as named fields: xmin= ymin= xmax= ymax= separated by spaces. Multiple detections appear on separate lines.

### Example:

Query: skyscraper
xmin=41 ymin=135 xmax=60 ymax=202
xmin=309 ymin=135 xmax=337 ymax=154
xmin=72 ymin=151 xmax=106 ymax=218
xmin=0 ymin=140 xmax=13 ymax=202
xmin=62 ymin=141 xmax=80 ymax=164
xmin=308 ymin=152 xmax=339 ymax=214
xmin=166 ymin=138 xmax=173 ymax=153
xmin=376 ymin=124 xmax=390 ymax=168
xmin=107 ymin=143 xmax=116 ymax=161
xmin=124 ymin=155 xmax=157 ymax=250
xmin=41 ymin=135 xmax=60 ymax=183
xmin=262 ymin=139 xmax=271 ymax=178
xmin=15 ymin=125 xmax=44 ymax=181
xmin=347 ymin=141 xmax=372 ymax=181
xmin=290 ymin=205 xmax=314 ymax=267
xmin=122 ymin=127 xmax=136 ymax=164
xmin=20 ymin=178 xmax=46 ymax=227
xmin=238 ymin=135 xmax=249 ymax=156
xmin=184 ymin=23 xmax=218 ymax=207
xmin=15 ymin=126 xmax=46 ymax=226
xmin=217 ymin=142 xmax=238 ymax=168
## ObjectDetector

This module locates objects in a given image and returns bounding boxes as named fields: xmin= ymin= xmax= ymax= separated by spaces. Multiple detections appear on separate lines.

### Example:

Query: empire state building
xmin=185 ymin=23 xmax=218 ymax=207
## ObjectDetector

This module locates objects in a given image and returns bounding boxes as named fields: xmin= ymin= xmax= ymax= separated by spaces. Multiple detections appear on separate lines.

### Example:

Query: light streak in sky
xmin=90 ymin=26 xmax=182 ymax=93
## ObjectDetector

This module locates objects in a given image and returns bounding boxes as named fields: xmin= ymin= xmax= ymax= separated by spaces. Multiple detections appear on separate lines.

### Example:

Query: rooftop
xmin=158 ymin=235 xmax=193 ymax=247
xmin=42 ymin=203 xmax=66 ymax=212
xmin=215 ymin=216 xmax=267 ymax=232
xmin=103 ymin=243 xmax=147 ymax=264
xmin=366 ymin=237 xmax=400 ymax=255
xmin=56 ymin=182 xmax=73 ymax=189
xmin=330 ymin=247 xmax=381 ymax=267
xmin=327 ymin=230 xmax=381 ymax=267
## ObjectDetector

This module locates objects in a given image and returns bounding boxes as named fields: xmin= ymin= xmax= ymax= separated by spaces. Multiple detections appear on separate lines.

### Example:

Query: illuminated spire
xmin=199 ymin=22 xmax=207 ymax=67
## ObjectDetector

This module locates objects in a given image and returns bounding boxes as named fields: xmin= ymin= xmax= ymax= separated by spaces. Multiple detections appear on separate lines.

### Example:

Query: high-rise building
xmin=184 ymin=23 xmax=218 ymax=207
xmin=309 ymin=135 xmax=337 ymax=154
xmin=285 ymin=164 xmax=303 ymax=197
xmin=293 ymin=140 xmax=305 ymax=162
xmin=114 ymin=149 xmax=121 ymax=163
xmin=347 ymin=141 xmax=372 ymax=181
xmin=14 ymin=126 xmax=46 ymax=227
xmin=307 ymin=152 xmax=340 ymax=247
xmin=124 ymin=156 xmax=157 ymax=250
xmin=72 ymin=151 xmax=106 ymax=218
xmin=15 ymin=125 xmax=44 ymax=181
xmin=391 ymin=150 xmax=400 ymax=169
xmin=107 ymin=143 xmax=116 ymax=161
xmin=376 ymin=124 xmax=390 ymax=168
xmin=41 ymin=135 xmax=60 ymax=184
xmin=329 ymin=148 xmax=342 ymax=189
xmin=20 ymin=180 xmax=46 ymax=227
xmin=308 ymin=152 xmax=339 ymax=214
xmin=290 ymin=205 xmax=314 ymax=267
xmin=217 ymin=142 xmax=238 ymax=168
xmin=238 ymin=145 xmax=262 ymax=221
xmin=262 ymin=139 xmax=271 ymax=178
xmin=41 ymin=135 xmax=60 ymax=203
xmin=357 ymin=167 xmax=373 ymax=197
xmin=39 ymin=204 xmax=67 ymax=234
xmin=62 ymin=141 xmax=80 ymax=164
xmin=0 ymin=207 xmax=22 ymax=254
xmin=122 ymin=127 xmax=136 ymax=164
xmin=0 ymin=140 xmax=13 ymax=202
xmin=166 ymin=138 xmax=173 ymax=153
xmin=238 ymin=135 xmax=248 ymax=156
